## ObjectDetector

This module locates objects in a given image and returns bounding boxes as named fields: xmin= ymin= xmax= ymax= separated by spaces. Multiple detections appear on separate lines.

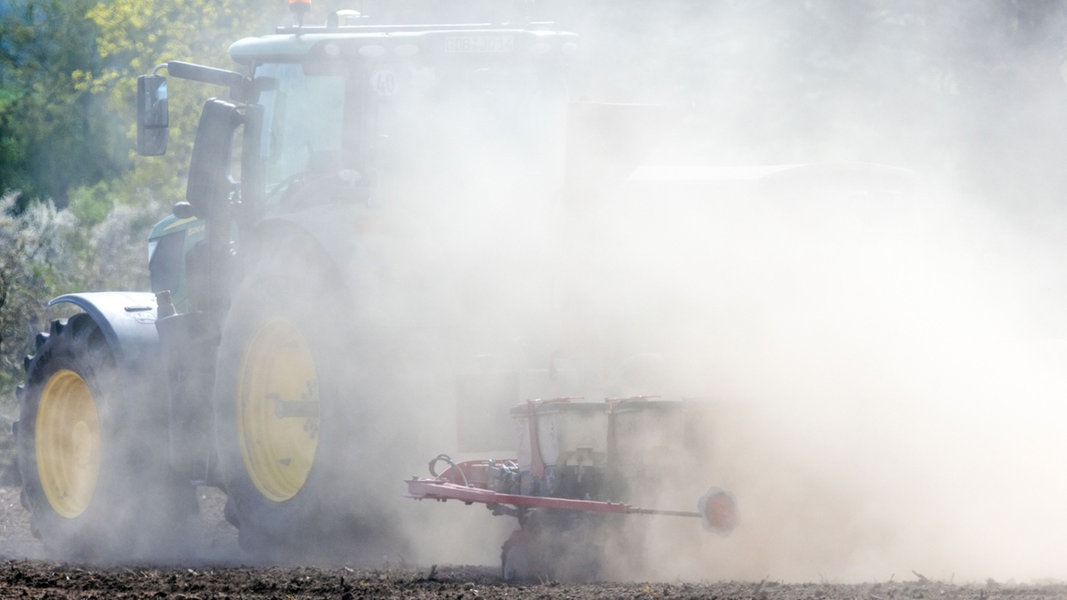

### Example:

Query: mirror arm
xmin=163 ymin=61 xmax=251 ymax=102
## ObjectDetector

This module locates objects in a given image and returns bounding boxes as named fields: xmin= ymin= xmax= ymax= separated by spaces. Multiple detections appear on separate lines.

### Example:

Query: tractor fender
xmin=253 ymin=206 xmax=367 ymax=260
xmin=249 ymin=208 xmax=431 ymax=327
xmin=249 ymin=206 xmax=387 ymax=284
xmin=48 ymin=292 xmax=160 ymax=371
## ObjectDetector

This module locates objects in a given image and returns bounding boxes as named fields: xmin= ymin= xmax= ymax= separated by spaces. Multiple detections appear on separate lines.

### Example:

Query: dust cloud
xmin=355 ymin=0 xmax=1067 ymax=585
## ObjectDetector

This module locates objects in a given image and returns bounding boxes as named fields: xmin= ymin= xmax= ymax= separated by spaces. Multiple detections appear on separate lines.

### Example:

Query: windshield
xmin=253 ymin=55 xmax=568 ymax=211
xmin=255 ymin=63 xmax=346 ymax=189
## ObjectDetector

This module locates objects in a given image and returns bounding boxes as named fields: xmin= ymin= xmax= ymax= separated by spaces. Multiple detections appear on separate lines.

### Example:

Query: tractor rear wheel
xmin=212 ymin=238 xmax=406 ymax=563
xmin=16 ymin=314 xmax=196 ymax=561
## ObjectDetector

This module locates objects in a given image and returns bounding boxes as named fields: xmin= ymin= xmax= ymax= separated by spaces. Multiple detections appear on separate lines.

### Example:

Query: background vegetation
xmin=2 ymin=0 xmax=1067 ymax=404
xmin=0 ymin=0 xmax=273 ymax=399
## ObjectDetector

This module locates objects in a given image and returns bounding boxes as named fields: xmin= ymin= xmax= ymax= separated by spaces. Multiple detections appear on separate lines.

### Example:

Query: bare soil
xmin=0 ymin=414 xmax=1064 ymax=598
xmin=0 ymin=555 xmax=1066 ymax=600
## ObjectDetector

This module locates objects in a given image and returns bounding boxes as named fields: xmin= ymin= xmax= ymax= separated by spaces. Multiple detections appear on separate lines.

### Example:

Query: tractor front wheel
xmin=16 ymin=314 xmax=195 ymax=561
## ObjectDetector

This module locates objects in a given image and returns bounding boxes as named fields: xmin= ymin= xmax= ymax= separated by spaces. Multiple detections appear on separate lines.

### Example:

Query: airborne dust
xmin=376 ymin=1 xmax=1067 ymax=584
xmin=9 ymin=0 xmax=1067 ymax=586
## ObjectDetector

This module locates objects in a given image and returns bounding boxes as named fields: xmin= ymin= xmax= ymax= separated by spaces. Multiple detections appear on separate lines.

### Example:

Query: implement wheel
xmin=16 ymin=314 xmax=195 ymax=561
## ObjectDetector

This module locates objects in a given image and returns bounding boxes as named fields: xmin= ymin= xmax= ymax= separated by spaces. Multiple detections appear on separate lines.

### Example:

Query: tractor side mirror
xmin=137 ymin=74 xmax=169 ymax=156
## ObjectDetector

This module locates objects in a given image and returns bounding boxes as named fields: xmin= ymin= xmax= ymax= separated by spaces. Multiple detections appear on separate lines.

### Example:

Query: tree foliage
xmin=0 ymin=0 xmax=119 ymax=210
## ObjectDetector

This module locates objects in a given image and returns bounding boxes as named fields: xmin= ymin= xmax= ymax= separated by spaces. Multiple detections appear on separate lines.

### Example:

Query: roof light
xmin=335 ymin=9 xmax=360 ymax=25
xmin=289 ymin=0 xmax=310 ymax=27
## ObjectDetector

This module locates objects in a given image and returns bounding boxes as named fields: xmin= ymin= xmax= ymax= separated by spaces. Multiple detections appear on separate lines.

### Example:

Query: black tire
xmin=212 ymin=235 xmax=407 ymax=563
xmin=500 ymin=511 xmax=609 ymax=582
xmin=15 ymin=314 xmax=197 ymax=562
xmin=501 ymin=528 xmax=536 ymax=582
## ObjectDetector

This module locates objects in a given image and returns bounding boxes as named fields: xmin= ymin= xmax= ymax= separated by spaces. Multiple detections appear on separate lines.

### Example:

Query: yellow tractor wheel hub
xmin=36 ymin=369 xmax=101 ymax=519
xmin=237 ymin=318 xmax=321 ymax=502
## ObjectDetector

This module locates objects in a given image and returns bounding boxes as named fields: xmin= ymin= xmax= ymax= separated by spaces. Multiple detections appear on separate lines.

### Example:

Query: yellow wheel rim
xmin=237 ymin=318 xmax=320 ymax=502
xmin=36 ymin=369 xmax=101 ymax=519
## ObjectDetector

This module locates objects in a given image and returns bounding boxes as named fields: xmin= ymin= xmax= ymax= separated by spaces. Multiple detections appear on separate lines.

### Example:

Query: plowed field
xmin=1 ymin=486 xmax=1064 ymax=599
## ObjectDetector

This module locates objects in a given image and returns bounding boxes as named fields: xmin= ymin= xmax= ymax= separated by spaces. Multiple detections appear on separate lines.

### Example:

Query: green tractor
xmin=15 ymin=3 xmax=578 ymax=562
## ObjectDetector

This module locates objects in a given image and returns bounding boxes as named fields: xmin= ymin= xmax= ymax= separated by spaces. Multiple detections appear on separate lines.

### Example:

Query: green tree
xmin=0 ymin=0 xmax=120 ymax=211
xmin=0 ymin=0 xmax=283 ymax=212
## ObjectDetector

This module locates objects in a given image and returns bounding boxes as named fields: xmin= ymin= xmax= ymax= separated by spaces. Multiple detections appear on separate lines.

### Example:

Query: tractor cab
xmin=236 ymin=23 xmax=574 ymax=218
xmin=141 ymin=6 xmax=577 ymax=314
